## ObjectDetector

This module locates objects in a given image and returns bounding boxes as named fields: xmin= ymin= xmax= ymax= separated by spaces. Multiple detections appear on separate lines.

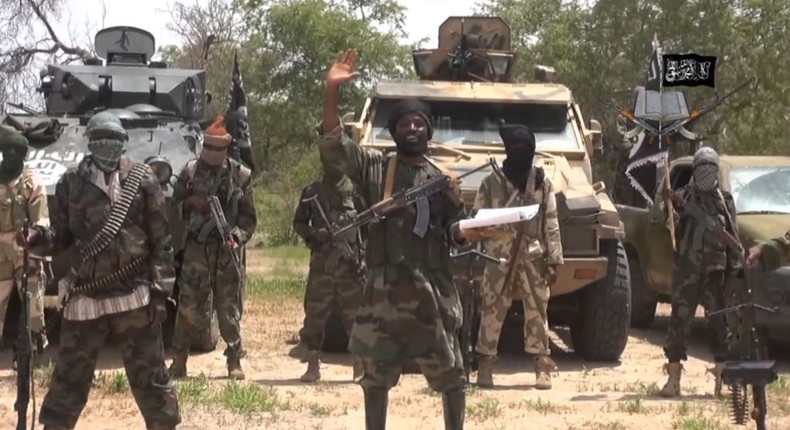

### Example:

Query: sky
xmin=49 ymin=0 xmax=481 ymax=53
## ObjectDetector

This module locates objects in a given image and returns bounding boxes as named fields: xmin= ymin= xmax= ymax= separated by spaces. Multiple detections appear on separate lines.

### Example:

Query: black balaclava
xmin=499 ymin=124 xmax=536 ymax=192
xmin=387 ymin=99 xmax=433 ymax=156
xmin=0 ymin=129 xmax=29 ymax=182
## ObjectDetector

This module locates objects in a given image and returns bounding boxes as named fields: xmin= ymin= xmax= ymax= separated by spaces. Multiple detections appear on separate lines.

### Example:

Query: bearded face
xmin=392 ymin=112 xmax=429 ymax=156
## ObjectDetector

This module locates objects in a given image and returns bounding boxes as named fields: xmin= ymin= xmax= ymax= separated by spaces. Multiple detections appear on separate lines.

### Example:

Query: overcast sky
xmin=49 ymin=0 xmax=480 ymax=52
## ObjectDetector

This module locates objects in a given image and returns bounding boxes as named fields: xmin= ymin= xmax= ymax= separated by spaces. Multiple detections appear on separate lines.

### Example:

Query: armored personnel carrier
xmin=340 ymin=16 xmax=630 ymax=362
xmin=1 ymin=26 xmax=219 ymax=352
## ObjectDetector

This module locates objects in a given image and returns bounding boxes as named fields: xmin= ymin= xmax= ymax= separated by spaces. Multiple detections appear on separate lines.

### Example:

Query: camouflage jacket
xmin=474 ymin=167 xmax=562 ymax=265
xmin=292 ymin=178 xmax=362 ymax=272
xmin=318 ymin=125 xmax=466 ymax=273
xmin=0 ymin=168 xmax=49 ymax=277
xmin=758 ymin=230 xmax=790 ymax=272
xmin=30 ymin=156 xmax=175 ymax=299
xmin=674 ymin=185 xmax=741 ymax=273
xmin=171 ymin=157 xmax=256 ymax=248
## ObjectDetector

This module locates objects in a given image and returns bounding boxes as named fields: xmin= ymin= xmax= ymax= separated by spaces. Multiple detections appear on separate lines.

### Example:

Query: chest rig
xmin=367 ymin=154 xmax=453 ymax=268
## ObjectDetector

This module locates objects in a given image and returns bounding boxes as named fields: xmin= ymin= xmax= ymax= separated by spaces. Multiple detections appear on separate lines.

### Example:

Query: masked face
xmin=693 ymin=163 xmax=718 ymax=191
xmin=504 ymin=142 xmax=535 ymax=173
xmin=392 ymin=113 xmax=429 ymax=156
xmin=200 ymin=141 xmax=227 ymax=166
xmin=88 ymin=139 xmax=124 ymax=172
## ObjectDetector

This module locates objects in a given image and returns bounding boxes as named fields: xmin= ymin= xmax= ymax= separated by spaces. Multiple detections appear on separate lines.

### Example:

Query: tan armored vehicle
xmin=342 ymin=16 xmax=630 ymax=362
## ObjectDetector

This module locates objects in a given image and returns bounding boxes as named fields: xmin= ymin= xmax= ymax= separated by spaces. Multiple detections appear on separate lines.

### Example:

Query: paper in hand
xmin=459 ymin=205 xmax=540 ymax=230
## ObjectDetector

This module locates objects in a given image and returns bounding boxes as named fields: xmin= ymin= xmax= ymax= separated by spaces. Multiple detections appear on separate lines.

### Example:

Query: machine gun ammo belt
xmin=71 ymin=257 xmax=147 ymax=297
xmin=64 ymin=164 xmax=148 ymax=285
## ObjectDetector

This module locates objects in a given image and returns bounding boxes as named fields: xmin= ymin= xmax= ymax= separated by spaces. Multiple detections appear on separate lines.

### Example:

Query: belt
xmin=70 ymin=257 xmax=148 ymax=298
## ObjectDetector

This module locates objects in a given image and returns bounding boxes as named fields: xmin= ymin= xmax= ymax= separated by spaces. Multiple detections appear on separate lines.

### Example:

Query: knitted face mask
xmin=88 ymin=139 xmax=124 ymax=172
xmin=693 ymin=164 xmax=718 ymax=191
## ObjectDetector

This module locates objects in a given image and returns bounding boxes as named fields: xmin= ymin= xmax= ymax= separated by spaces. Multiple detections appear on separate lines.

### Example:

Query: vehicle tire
xmin=192 ymin=309 xmax=220 ymax=353
xmin=627 ymin=251 xmax=657 ymax=328
xmin=571 ymin=239 xmax=631 ymax=362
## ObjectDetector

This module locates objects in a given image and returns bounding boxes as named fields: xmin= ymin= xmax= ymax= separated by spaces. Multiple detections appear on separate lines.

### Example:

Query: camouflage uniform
xmin=0 ymin=130 xmax=48 ymax=361
xmin=29 ymin=112 xmax=180 ymax=430
xmin=169 ymin=115 xmax=256 ymax=380
xmin=660 ymin=147 xmax=741 ymax=398
xmin=292 ymin=176 xmax=365 ymax=382
xmin=318 ymin=98 xmax=467 ymax=429
xmin=473 ymin=165 xmax=562 ymax=389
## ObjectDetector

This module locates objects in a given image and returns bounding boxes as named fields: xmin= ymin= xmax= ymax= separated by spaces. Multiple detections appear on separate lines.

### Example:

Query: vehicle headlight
xmin=145 ymin=156 xmax=173 ymax=185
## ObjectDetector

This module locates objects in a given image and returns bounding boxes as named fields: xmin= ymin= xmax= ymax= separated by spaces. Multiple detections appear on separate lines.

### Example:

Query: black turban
xmin=387 ymin=99 xmax=433 ymax=140
xmin=499 ymin=124 xmax=535 ymax=148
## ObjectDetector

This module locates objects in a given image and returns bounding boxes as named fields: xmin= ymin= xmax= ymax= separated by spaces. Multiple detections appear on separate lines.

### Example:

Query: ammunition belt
xmin=70 ymin=257 xmax=147 ymax=298
xmin=65 ymin=164 xmax=147 ymax=285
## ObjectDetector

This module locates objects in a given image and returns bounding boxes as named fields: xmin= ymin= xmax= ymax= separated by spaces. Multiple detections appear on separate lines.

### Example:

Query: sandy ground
xmin=1 ymin=249 xmax=789 ymax=430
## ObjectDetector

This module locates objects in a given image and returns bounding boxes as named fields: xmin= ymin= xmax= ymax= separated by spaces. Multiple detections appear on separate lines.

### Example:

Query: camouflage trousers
xmin=476 ymin=259 xmax=550 ymax=356
xmin=358 ymin=353 xmax=466 ymax=392
xmin=38 ymin=306 xmax=180 ymax=429
xmin=664 ymin=267 xmax=729 ymax=362
xmin=299 ymin=263 xmax=363 ymax=352
xmin=172 ymin=240 xmax=244 ymax=359
xmin=0 ymin=261 xmax=45 ymax=338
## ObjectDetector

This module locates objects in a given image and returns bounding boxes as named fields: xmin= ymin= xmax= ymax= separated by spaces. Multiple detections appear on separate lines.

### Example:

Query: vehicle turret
xmin=37 ymin=26 xmax=207 ymax=120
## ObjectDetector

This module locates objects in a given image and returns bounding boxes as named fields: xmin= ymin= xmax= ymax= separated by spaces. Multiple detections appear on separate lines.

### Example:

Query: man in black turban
xmin=386 ymin=99 xmax=434 ymax=157
xmin=499 ymin=124 xmax=538 ymax=193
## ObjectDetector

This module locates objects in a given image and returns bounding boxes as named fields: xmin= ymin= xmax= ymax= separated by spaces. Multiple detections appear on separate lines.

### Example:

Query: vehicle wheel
xmin=571 ymin=239 xmax=631 ymax=362
xmin=627 ymin=251 xmax=657 ymax=328
xmin=192 ymin=309 xmax=220 ymax=353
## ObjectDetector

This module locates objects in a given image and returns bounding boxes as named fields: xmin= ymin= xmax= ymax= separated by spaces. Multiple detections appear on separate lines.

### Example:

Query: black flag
xmin=226 ymin=51 xmax=255 ymax=171
xmin=662 ymin=53 xmax=716 ymax=87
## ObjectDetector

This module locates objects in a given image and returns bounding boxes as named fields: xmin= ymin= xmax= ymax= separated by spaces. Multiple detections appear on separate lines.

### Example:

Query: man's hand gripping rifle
xmin=300 ymin=194 xmax=366 ymax=281
xmin=329 ymin=159 xmax=496 ymax=241
xmin=703 ymin=236 xmax=779 ymax=430
xmin=450 ymin=238 xmax=508 ymax=384
xmin=208 ymin=196 xmax=244 ymax=282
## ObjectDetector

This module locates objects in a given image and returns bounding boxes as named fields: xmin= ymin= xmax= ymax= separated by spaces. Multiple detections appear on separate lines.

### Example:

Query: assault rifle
xmin=450 ymin=242 xmax=508 ymax=383
xmin=208 ymin=195 xmax=244 ymax=282
xmin=15 ymin=218 xmax=34 ymax=430
xmin=331 ymin=159 xmax=496 ymax=238
xmin=300 ymin=194 xmax=366 ymax=282
xmin=676 ymin=196 xmax=742 ymax=251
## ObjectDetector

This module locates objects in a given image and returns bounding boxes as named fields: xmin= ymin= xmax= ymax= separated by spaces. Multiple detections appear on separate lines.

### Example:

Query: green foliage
xmin=246 ymin=275 xmax=307 ymax=300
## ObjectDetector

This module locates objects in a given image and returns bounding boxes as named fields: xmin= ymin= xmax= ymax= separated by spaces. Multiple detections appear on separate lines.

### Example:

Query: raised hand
xmin=326 ymin=49 xmax=360 ymax=88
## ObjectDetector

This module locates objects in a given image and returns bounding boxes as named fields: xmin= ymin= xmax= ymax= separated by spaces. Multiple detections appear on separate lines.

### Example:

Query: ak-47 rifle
xmin=659 ymin=78 xmax=754 ymax=136
xmin=300 ymin=194 xmax=367 ymax=283
xmin=15 ymin=218 xmax=34 ymax=430
xmin=208 ymin=195 xmax=244 ymax=283
xmin=330 ymin=159 xmax=496 ymax=238
xmin=680 ymin=190 xmax=778 ymax=430
xmin=450 ymin=242 xmax=508 ymax=384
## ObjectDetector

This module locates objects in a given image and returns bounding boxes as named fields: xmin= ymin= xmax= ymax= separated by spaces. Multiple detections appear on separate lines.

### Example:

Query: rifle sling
xmin=65 ymin=163 xmax=148 ymax=285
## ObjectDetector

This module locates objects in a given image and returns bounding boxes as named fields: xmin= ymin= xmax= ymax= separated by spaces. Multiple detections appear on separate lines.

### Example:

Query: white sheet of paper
xmin=459 ymin=205 xmax=540 ymax=230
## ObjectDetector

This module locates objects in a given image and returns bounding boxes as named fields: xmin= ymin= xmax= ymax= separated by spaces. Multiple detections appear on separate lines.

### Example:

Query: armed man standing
xmin=291 ymin=166 xmax=365 ymax=383
xmin=18 ymin=111 xmax=180 ymax=430
xmin=169 ymin=115 xmax=256 ymax=380
xmin=468 ymin=124 xmax=562 ymax=390
xmin=0 ymin=128 xmax=48 ymax=366
xmin=318 ymin=49 xmax=472 ymax=430
xmin=659 ymin=146 xmax=742 ymax=398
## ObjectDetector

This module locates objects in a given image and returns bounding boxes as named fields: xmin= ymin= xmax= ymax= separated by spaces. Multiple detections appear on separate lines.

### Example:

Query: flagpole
xmin=655 ymin=34 xmax=676 ymax=251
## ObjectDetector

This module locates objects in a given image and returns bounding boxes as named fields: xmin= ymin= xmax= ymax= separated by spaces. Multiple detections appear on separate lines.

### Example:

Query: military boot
xmin=168 ymin=351 xmax=188 ymax=379
xmin=352 ymin=356 xmax=364 ymax=382
xmin=707 ymin=362 xmax=725 ymax=397
xmin=300 ymin=351 xmax=321 ymax=382
xmin=535 ymin=355 xmax=556 ymax=390
xmin=476 ymin=354 xmax=495 ymax=388
xmin=228 ymin=356 xmax=245 ymax=380
xmin=363 ymin=387 xmax=389 ymax=430
xmin=442 ymin=388 xmax=465 ymax=430
xmin=659 ymin=362 xmax=683 ymax=398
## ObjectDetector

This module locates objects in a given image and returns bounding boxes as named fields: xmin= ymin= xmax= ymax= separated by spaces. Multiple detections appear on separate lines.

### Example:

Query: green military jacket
xmin=0 ymin=168 xmax=49 ymax=279
xmin=171 ymin=156 xmax=257 ymax=249
xmin=292 ymin=178 xmax=361 ymax=272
